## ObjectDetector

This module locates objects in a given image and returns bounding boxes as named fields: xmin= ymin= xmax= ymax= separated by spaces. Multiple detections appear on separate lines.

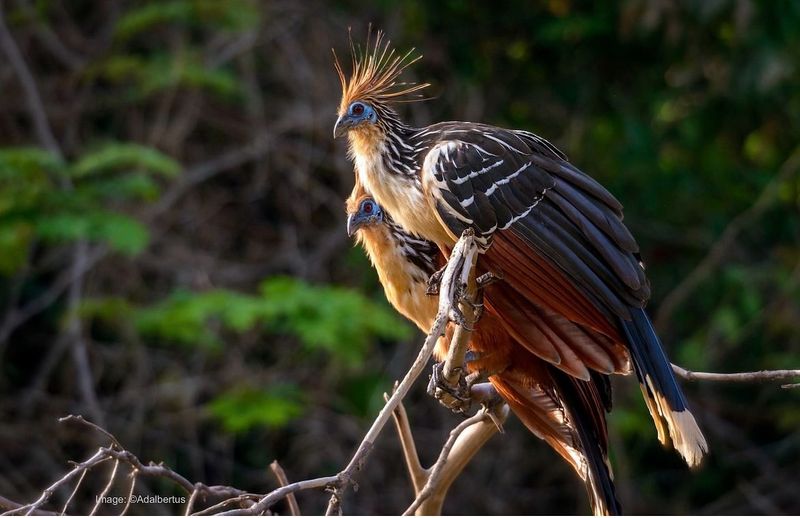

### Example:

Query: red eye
xmin=363 ymin=201 xmax=374 ymax=213
xmin=351 ymin=103 xmax=365 ymax=116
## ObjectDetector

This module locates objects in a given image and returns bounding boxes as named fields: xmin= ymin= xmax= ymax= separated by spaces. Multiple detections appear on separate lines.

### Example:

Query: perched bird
xmin=346 ymin=184 xmax=620 ymax=514
xmin=334 ymin=32 xmax=707 ymax=467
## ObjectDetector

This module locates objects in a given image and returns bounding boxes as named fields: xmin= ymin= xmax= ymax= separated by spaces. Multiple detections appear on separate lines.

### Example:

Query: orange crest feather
xmin=333 ymin=27 xmax=429 ymax=115
xmin=345 ymin=175 xmax=368 ymax=215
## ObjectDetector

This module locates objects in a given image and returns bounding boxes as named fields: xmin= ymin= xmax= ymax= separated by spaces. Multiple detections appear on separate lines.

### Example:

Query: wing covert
xmin=423 ymin=127 xmax=649 ymax=320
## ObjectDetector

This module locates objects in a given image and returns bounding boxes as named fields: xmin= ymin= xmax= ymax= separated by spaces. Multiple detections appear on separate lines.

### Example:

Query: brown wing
xmin=462 ymin=314 xmax=619 ymax=515
xmin=422 ymin=123 xmax=707 ymax=465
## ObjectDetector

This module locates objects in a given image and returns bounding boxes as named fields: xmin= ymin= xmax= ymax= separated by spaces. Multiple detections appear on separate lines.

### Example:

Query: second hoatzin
xmin=333 ymin=32 xmax=707 ymax=467
xmin=346 ymin=184 xmax=620 ymax=514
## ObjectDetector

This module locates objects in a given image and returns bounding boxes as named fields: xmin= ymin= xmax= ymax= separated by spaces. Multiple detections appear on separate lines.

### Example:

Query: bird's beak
xmin=346 ymin=212 xmax=362 ymax=237
xmin=333 ymin=115 xmax=354 ymax=138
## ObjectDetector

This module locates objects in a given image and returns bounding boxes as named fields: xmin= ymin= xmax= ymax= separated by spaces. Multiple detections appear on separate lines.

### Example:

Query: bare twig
xmin=89 ymin=459 xmax=119 ymax=515
xmin=59 ymin=415 xmax=120 ymax=448
xmin=269 ymin=461 xmax=300 ymax=516
xmin=386 ymin=393 xmax=428 ymax=494
xmin=59 ymin=467 xmax=87 ymax=516
xmin=2 ymin=416 xmax=249 ymax=516
xmin=0 ymin=497 xmax=54 ymax=516
xmin=672 ymin=364 xmax=800 ymax=388
xmin=191 ymin=494 xmax=260 ymax=516
xmin=0 ymin=7 xmax=63 ymax=158
xmin=2 ymin=449 xmax=109 ymax=516
xmin=403 ymin=403 xmax=508 ymax=516
xmin=216 ymin=477 xmax=337 ymax=516
xmin=120 ymin=471 xmax=137 ymax=516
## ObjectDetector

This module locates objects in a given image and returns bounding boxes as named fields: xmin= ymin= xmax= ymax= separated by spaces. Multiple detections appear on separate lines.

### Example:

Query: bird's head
xmin=346 ymin=195 xmax=384 ymax=237
xmin=333 ymin=29 xmax=428 ymax=140
xmin=333 ymin=100 xmax=378 ymax=138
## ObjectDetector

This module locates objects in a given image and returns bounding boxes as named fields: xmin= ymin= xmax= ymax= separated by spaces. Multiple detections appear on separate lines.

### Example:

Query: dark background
xmin=1 ymin=0 xmax=799 ymax=514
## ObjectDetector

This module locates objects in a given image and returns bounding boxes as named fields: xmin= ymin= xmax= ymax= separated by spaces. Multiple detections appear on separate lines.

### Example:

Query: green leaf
xmin=114 ymin=0 xmax=259 ymax=41
xmin=0 ymin=222 xmax=33 ymax=274
xmin=78 ymin=297 xmax=134 ymax=322
xmin=0 ymin=147 xmax=64 ymax=180
xmin=207 ymin=384 xmax=305 ymax=432
xmin=259 ymin=276 xmax=413 ymax=367
xmin=33 ymin=211 xmax=149 ymax=255
xmin=71 ymin=143 xmax=180 ymax=179
xmin=95 ymin=53 xmax=243 ymax=100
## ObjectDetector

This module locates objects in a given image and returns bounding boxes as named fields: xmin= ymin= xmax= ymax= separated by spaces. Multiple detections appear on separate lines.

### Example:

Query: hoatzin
xmin=334 ymin=28 xmax=706 ymax=473
xmin=346 ymin=185 xmax=620 ymax=514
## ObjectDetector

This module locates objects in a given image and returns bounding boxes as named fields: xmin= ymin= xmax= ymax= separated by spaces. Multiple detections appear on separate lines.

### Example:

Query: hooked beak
xmin=346 ymin=212 xmax=363 ymax=237
xmin=333 ymin=115 xmax=355 ymax=138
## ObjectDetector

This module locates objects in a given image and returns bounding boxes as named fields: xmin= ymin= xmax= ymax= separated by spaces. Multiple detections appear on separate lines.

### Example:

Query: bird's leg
xmin=428 ymin=350 xmax=502 ymax=416
xmin=475 ymin=271 xmax=503 ymax=289
xmin=472 ymin=384 xmax=506 ymax=433
xmin=426 ymin=267 xmax=445 ymax=296
xmin=460 ymin=271 xmax=502 ymax=324
xmin=427 ymin=361 xmax=471 ymax=415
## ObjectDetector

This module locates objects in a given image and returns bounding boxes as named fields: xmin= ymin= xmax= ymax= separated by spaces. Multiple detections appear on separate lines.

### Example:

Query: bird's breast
xmin=353 ymin=149 xmax=454 ymax=247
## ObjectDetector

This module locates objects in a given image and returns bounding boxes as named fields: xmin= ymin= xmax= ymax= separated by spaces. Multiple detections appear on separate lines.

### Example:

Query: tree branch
xmin=672 ymin=364 xmax=800 ymax=388
xmin=402 ymin=403 xmax=508 ymax=516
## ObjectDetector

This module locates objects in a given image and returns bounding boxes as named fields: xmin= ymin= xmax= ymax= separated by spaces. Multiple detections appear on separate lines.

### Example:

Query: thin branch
xmin=185 ymin=485 xmax=201 ymax=516
xmin=59 ymin=415 xmax=120 ymax=448
xmin=120 ymin=471 xmax=136 ymax=516
xmin=2 ymin=449 xmax=109 ymax=516
xmin=269 ymin=461 xmax=300 ymax=516
xmin=191 ymin=494 xmax=260 ymax=516
xmin=59 ymin=467 xmax=87 ymax=516
xmin=386 ymin=393 xmax=428 ymax=494
xmin=0 ymin=7 xmax=63 ymax=158
xmin=403 ymin=404 xmax=508 ymax=516
xmin=2 ymin=416 xmax=250 ymax=516
xmin=216 ymin=477 xmax=337 ymax=516
xmin=89 ymin=459 xmax=119 ymax=516
xmin=0 ymin=497 xmax=54 ymax=516
xmin=672 ymin=364 xmax=800 ymax=387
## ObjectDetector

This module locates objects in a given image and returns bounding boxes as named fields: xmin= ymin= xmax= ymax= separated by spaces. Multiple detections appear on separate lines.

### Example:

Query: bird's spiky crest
xmin=345 ymin=175 xmax=368 ymax=215
xmin=333 ymin=27 xmax=429 ymax=115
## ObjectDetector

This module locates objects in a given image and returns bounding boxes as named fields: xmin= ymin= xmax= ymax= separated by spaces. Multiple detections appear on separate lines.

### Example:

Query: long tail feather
xmin=621 ymin=307 xmax=708 ymax=466
xmin=551 ymin=369 xmax=621 ymax=516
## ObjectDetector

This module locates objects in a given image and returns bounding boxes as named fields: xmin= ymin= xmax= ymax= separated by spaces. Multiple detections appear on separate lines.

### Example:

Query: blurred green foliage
xmin=82 ymin=277 xmax=410 ymax=364
xmin=0 ymin=142 xmax=179 ymax=271
xmin=207 ymin=383 xmax=305 ymax=433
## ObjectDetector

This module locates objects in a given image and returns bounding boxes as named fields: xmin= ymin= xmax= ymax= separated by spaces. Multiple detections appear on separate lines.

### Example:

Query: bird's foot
xmin=472 ymin=384 xmax=506 ymax=433
xmin=428 ymin=353 xmax=500 ymax=416
xmin=456 ymin=271 xmax=501 ymax=325
xmin=427 ymin=361 xmax=471 ymax=415
xmin=475 ymin=271 xmax=503 ymax=289
xmin=426 ymin=267 xmax=445 ymax=296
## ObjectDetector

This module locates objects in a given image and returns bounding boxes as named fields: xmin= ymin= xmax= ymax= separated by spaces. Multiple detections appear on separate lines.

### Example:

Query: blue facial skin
xmin=334 ymin=101 xmax=377 ymax=137
xmin=347 ymin=198 xmax=384 ymax=236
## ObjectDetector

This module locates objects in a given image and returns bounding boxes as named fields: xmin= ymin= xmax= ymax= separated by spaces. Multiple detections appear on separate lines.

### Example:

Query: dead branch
xmin=1 ymin=415 xmax=250 ymax=516
xmin=672 ymin=364 xmax=800 ymax=388
xmin=401 ymin=403 xmax=509 ymax=516
xmin=269 ymin=461 xmax=300 ymax=516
